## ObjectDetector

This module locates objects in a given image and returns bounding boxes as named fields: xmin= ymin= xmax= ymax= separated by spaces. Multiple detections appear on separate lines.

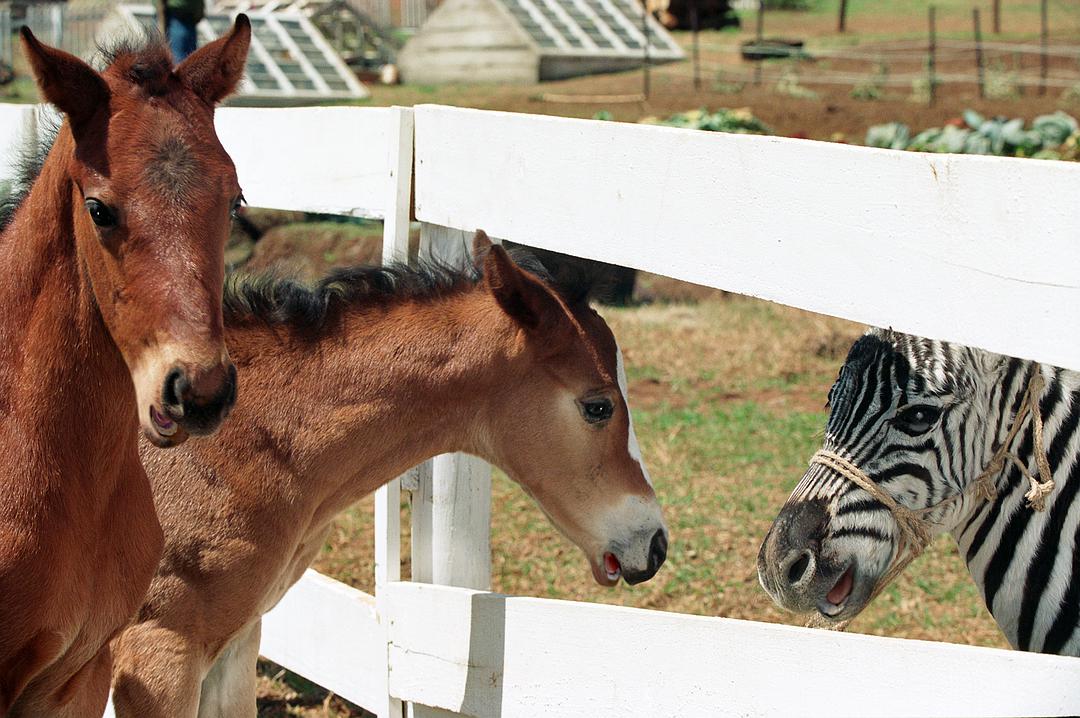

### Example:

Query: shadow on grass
xmin=257 ymin=659 xmax=374 ymax=717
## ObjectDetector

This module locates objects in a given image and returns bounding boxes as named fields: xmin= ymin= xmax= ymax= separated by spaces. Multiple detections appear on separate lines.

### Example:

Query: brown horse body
xmin=0 ymin=27 xmax=249 ymax=716
xmin=112 ymin=236 xmax=667 ymax=717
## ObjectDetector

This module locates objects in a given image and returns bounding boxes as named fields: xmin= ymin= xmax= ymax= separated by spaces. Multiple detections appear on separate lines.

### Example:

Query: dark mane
xmin=223 ymin=249 xmax=564 ymax=333
xmin=96 ymin=29 xmax=173 ymax=93
xmin=224 ymin=261 xmax=476 ymax=332
xmin=96 ymin=30 xmax=167 ymax=68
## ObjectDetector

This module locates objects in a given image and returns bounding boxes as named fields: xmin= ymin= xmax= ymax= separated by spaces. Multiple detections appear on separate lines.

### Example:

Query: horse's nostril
xmin=648 ymin=529 xmax=668 ymax=572
xmin=162 ymin=367 xmax=185 ymax=410
xmin=783 ymin=548 xmax=815 ymax=587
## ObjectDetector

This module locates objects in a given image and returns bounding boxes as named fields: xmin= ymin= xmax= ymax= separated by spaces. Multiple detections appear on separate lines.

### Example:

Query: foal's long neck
xmin=0 ymin=130 xmax=135 ymax=470
xmin=223 ymin=286 xmax=511 ymax=525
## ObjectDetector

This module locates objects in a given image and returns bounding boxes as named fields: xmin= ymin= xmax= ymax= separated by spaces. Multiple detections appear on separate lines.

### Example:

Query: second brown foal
xmin=111 ymin=233 xmax=667 ymax=717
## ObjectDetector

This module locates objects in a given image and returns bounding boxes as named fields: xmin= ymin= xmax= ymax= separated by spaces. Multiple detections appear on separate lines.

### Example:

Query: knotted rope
xmin=804 ymin=450 xmax=931 ymax=631
xmin=970 ymin=373 xmax=1054 ymax=511
xmin=805 ymin=371 xmax=1053 ymax=632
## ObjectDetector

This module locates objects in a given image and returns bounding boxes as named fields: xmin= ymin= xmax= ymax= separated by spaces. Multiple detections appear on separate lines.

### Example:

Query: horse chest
xmin=259 ymin=524 xmax=332 ymax=616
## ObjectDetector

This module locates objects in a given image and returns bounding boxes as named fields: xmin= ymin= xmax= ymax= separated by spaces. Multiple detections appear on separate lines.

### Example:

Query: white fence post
xmin=415 ymin=223 xmax=494 ymax=592
xmin=374 ymin=106 xmax=414 ymax=718
xmin=407 ymin=462 xmax=435 ymax=584
xmin=405 ymin=224 xmax=494 ymax=718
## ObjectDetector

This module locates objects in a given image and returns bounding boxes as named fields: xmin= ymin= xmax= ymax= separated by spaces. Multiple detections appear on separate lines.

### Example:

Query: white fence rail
xmin=385 ymin=582 xmax=1080 ymax=718
xmin=412 ymin=104 xmax=1080 ymax=373
xmin=1 ymin=101 xmax=1078 ymax=717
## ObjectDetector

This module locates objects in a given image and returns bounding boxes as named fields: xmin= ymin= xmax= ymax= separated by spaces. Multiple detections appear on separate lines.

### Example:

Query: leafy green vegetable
xmin=865 ymin=110 xmax=1080 ymax=161
xmin=639 ymin=108 xmax=772 ymax=135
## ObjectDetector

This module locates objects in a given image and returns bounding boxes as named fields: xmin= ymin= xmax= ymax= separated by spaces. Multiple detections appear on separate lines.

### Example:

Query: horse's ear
xmin=20 ymin=28 xmax=109 ymax=130
xmin=471 ymin=229 xmax=493 ymax=271
xmin=484 ymin=244 xmax=569 ymax=338
xmin=176 ymin=14 xmax=251 ymax=104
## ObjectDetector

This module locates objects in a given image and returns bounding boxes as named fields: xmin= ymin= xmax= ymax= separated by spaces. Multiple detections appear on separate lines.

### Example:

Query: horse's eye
xmin=580 ymin=398 xmax=614 ymax=424
xmin=894 ymin=404 xmax=941 ymax=434
xmin=85 ymin=198 xmax=116 ymax=228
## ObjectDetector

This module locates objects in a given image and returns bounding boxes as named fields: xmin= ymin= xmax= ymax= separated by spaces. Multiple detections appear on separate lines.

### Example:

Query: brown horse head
xmin=474 ymin=233 xmax=667 ymax=585
xmin=20 ymin=19 xmax=250 ymax=447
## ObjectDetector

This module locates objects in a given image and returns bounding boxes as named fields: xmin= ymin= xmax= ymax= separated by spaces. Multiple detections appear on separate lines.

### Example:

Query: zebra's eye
xmin=894 ymin=404 xmax=941 ymax=434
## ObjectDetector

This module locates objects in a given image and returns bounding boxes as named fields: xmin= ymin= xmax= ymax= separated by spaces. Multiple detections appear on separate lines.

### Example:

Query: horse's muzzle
xmin=161 ymin=361 xmax=238 ymax=436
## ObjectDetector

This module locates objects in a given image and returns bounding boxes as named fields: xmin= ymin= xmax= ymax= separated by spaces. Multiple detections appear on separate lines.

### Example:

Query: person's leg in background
xmin=165 ymin=12 xmax=198 ymax=63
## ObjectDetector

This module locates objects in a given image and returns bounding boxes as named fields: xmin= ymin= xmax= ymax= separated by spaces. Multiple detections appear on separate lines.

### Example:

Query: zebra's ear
xmin=867 ymin=326 xmax=895 ymax=345
xmin=970 ymin=347 xmax=1007 ymax=382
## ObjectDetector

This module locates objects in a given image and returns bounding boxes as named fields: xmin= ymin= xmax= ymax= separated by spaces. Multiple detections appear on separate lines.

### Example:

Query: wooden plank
xmin=216 ymin=107 xmax=395 ymax=218
xmin=417 ymin=224 xmax=493 ymax=593
xmin=374 ymin=478 xmax=402 ymax=718
xmin=409 ymin=227 xmax=495 ymax=718
xmin=408 ymin=461 xmax=435 ymax=584
xmin=385 ymin=582 xmax=1080 ymax=717
xmin=381 ymin=107 xmax=414 ymax=264
xmin=412 ymin=105 xmax=1080 ymax=372
xmin=431 ymin=453 xmax=491 ymax=589
xmin=372 ymin=106 xmax=415 ymax=718
xmin=260 ymin=571 xmax=385 ymax=712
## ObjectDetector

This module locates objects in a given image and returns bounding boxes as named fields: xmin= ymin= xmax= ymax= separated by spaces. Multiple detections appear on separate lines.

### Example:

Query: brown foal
xmin=0 ymin=24 xmax=249 ymax=716
xmin=111 ymin=233 xmax=667 ymax=717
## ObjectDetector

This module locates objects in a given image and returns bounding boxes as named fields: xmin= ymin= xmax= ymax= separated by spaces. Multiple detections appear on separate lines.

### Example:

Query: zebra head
xmin=757 ymin=328 xmax=1010 ymax=623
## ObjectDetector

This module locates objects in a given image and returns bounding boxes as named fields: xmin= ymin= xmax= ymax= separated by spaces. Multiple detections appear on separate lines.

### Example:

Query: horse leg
xmin=0 ymin=628 xmax=66 ymax=715
xmin=197 ymin=620 xmax=260 ymax=718
xmin=37 ymin=645 xmax=111 ymax=718
xmin=110 ymin=624 xmax=203 ymax=718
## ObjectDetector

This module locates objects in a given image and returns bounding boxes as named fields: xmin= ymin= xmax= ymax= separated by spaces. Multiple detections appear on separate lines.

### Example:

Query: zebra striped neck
xmin=872 ymin=334 xmax=1080 ymax=653
xmin=950 ymin=361 xmax=1080 ymax=653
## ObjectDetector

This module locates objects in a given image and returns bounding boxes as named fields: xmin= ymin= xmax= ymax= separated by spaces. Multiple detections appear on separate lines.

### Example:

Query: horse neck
xmin=0 ymin=129 xmax=137 ymax=467
xmin=223 ymin=286 xmax=514 ymax=520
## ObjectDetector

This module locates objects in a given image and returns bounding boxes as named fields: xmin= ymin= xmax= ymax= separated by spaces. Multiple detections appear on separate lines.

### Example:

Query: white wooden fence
xmin=1 ymin=101 xmax=1080 ymax=716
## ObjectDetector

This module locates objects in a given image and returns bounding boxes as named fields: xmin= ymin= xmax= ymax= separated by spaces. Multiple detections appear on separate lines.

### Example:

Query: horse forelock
xmin=97 ymin=34 xmax=174 ymax=96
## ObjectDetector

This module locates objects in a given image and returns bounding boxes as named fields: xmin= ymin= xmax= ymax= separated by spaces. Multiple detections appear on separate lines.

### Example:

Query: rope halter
xmin=804 ymin=371 xmax=1053 ymax=632
xmin=970 ymin=372 xmax=1054 ymax=511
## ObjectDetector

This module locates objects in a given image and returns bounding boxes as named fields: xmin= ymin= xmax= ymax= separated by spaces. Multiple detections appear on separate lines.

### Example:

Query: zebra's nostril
xmin=782 ymin=548 xmax=815 ymax=588
xmin=788 ymin=553 xmax=810 ymax=584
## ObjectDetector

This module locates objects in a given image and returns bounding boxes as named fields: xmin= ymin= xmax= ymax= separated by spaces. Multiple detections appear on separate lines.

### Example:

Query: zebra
xmin=757 ymin=327 xmax=1080 ymax=654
